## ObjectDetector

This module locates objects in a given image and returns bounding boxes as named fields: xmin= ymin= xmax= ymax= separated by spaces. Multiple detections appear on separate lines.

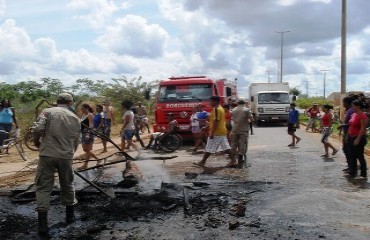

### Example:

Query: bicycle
xmin=0 ymin=98 xmax=82 ymax=159
xmin=149 ymin=132 xmax=183 ymax=153
xmin=0 ymin=127 xmax=36 ymax=161
xmin=21 ymin=98 xmax=83 ymax=152
xmin=306 ymin=117 xmax=320 ymax=133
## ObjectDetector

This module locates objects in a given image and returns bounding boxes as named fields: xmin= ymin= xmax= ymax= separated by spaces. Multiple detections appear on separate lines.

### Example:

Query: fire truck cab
xmin=149 ymin=76 xmax=237 ymax=137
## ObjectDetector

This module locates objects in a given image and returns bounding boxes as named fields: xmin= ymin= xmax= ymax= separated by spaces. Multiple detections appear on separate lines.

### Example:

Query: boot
xmin=66 ymin=205 xmax=75 ymax=224
xmin=237 ymin=155 xmax=245 ymax=168
xmin=37 ymin=211 xmax=48 ymax=234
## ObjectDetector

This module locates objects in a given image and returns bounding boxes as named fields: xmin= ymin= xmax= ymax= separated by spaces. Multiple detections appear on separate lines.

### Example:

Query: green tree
xmin=296 ymin=97 xmax=333 ymax=109
xmin=41 ymin=77 xmax=64 ymax=97
xmin=0 ymin=83 xmax=19 ymax=100
xmin=69 ymin=78 xmax=105 ymax=96
xmin=103 ymin=76 xmax=150 ymax=107
xmin=2 ymin=76 xmax=152 ymax=129
xmin=13 ymin=81 xmax=46 ymax=102
xmin=290 ymin=87 xmax=302 ymax=96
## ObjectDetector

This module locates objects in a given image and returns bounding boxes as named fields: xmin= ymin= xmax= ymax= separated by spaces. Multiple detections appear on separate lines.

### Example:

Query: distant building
xmin=326 ymin=92 xmax=341 ymax=106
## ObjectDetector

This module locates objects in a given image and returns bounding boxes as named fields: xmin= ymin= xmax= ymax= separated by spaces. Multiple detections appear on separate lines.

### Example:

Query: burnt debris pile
xmin=0 ymin=179 xmax=275 ymax=239
xmin=0 ymin=213 xmax=36 ymax=238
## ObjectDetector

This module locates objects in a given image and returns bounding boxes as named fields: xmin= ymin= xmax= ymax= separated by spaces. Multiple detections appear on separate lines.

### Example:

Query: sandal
xmin=288 ymin=144 xmax=295 ymax=147
xmin=320 ymin=154 xmax=329 ymax=158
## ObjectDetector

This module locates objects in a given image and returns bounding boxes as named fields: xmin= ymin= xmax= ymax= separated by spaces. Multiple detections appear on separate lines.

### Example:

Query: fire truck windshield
xmin=158 ymin=84 xmax=212 ymax=102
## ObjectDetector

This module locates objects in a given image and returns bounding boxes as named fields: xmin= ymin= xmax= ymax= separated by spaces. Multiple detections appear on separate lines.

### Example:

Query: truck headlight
xmin=258 ymin=108 xmax=264 ymax=113
xmin=285 ymin=107 xmax=290 ymax=112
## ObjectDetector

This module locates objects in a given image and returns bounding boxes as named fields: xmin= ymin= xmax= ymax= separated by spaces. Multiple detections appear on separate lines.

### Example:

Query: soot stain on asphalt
xmin=0 ymin=179 xmax=275 ymax=239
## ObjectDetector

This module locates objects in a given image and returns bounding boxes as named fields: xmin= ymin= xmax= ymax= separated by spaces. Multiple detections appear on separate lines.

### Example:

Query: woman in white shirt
xmin=120 ymin=100 xmax=141 ymax=156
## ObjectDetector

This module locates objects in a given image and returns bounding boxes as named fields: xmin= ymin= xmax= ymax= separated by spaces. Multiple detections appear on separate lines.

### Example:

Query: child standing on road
xmin=305 ymin=103 xmax=320 ymax=132
xmin=287 ymin=103 xmax=301 ymax=147
xmin=320 ymin=104 xmax=339 ymax=158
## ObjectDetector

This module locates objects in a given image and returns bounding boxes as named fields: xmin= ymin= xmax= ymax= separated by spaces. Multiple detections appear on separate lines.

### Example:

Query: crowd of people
xmin=338 ymin=94 xmax=369 ymax=179
xmin=297 ymin=94 xmax=369 ymax=180
xmin=31 ymin=93 xmax=155 ymax=234
xmin=193 ymin=96 xmax=253 ymax=168
xmin=1 ymin=91 xmax=369 ymax=235
xmin=75 ymin=99 xmax=150 ymax=169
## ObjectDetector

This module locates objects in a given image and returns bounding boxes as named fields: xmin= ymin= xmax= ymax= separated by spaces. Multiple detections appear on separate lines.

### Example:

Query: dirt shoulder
xmin=300 ymin=122 xmax=370 ymax=154
xmin=0 ymin=130 xmax=150 ymax=188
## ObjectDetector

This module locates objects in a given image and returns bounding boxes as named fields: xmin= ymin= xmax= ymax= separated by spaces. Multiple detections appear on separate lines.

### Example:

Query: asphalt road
xmin=244 ymin=124 xmax=370 ymax=239
xmin=1 ymin=124 xmax=370 ymax=239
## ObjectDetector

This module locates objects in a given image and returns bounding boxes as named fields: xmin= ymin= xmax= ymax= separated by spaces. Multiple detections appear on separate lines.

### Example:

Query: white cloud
xmin=0 ymin=19 xmax=36 ymax=59
xmin=0 ymin=18 xmax=138 ymax=80
xmin=35 ymin=38 xmax=58 ymax=60
xmin=96 ymin=15 xmax=169 ymax=58
xmin=56 ymin=49 xmax=119 ymax=74
xmin=309 ymin=0 xmax=332 ymax=3
xmin=0 ymin=19 xmax=36 ymax=75
xmin=0 ymin=0 xmax=5 ymax=18
xmin=158 ymin=0 xmax=261 ymax=78
xmin=0 ymin=0 xmax=370 ymax=94
xmin=67 ymin=0 xmax=118 ymax=29
xmin=278 ymin=0 xmax=298 ymax=6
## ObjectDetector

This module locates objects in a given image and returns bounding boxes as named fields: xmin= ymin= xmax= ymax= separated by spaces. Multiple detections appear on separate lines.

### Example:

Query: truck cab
xmin=150 ymin=76 xmax=237 ymax=137
xmin=249 ymin=82 xmax=293 ymax=125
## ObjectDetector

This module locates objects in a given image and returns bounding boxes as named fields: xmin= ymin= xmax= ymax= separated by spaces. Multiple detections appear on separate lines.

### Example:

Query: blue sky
xmin=0 ymin=0 xmax=370 ymax=97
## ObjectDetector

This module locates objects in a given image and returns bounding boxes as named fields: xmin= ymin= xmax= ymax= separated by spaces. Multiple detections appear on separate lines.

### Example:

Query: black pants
xmin=347 ymin=135 xmax=367 ymax=177
xmin=342 ymin=132 xmax=349 ymax=167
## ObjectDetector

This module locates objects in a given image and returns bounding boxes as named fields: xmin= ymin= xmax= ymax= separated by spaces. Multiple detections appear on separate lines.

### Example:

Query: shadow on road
xmin=254 ymin=122 xmax=287 ymax=128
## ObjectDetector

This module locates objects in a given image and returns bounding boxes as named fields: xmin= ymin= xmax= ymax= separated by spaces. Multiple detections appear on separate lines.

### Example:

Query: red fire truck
xmin=148 ymin=76 xmax=237 ymax=137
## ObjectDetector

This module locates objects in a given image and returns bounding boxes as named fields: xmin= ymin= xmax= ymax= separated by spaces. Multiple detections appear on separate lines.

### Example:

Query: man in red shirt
xmin=305 ymin=103 xmax=320 ymax=132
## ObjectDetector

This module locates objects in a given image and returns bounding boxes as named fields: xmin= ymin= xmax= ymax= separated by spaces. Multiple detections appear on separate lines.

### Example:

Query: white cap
xmin=237 ymin=97 xmax=246 ymax=104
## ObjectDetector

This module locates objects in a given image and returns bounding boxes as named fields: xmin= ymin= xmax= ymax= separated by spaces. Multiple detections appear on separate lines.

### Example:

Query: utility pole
xmin=275 ymin=30 xmax=290 ymax=83
xmin=304 ymin=80 xmax=309 ymax=97
xmin=320 ymin=69 xmax=330 ymax=100
xmin=341 ymin=0 xmax=346 ymax=95
xmin=266 ymin=70 xmax=272 ymax=83
xmin=340 ymin=0 xmax=347 ymax=122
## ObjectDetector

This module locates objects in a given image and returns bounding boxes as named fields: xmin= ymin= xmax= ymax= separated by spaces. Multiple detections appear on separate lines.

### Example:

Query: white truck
xmin=249 ymin=82 xmax=294 ymax=125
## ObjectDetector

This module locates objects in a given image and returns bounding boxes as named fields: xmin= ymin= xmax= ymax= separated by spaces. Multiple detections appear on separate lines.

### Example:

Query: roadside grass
xmin=299 ymin=114 xmax=370 ymax=147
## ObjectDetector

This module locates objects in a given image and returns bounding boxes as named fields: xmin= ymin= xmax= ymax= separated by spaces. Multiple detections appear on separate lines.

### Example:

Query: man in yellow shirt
xmin=194 ymin=96 xmax=237 ymax=167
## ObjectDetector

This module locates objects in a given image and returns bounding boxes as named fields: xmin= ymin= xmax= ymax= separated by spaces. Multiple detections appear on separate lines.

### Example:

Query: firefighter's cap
xmin=237 ymin=97 xmax=246 ymax=104
xmin=57 ymin=93 xmax=73 ymax=102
